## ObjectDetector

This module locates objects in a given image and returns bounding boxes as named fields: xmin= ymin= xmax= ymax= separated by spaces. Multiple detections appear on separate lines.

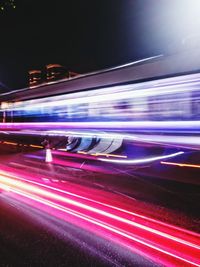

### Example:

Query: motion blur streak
xmin=0 ymin=121 xmax=200 ymax=131
xmin=2 ymin=187 xmax=200 ymax=267
xmin=99 ymin=151 xmax=184 ymax=164
xmin=0 ymin=168 xmax=198 ymax=248
xmin=161 ymin=161 xmax=200 ymax=169
xmin=2 ymin=73 xmax=200 ymax=133
xmin=1 ymin=165 xmax=195 ymax=239
xmin=0 ymin=171 xmax=200 ymax=266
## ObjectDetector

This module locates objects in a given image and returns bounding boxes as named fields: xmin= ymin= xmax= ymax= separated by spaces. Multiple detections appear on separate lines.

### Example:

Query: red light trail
xmin=0 ymin=167 xmax=199 ymax=266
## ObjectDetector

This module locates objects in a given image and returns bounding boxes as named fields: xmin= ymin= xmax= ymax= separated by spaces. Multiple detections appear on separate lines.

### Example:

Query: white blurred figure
xmin=42 ymin=139 xmax=53 ymax=163
xmin=45 ymin=148 xmax=53 ymax=163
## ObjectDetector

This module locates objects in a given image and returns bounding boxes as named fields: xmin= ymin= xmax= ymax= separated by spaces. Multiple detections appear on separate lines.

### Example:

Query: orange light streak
xmin=3 ymin=141 xmax=18 ymax=146
xmin=30 ymin=144 xmax=43 ymax=148
xmin=161 ymin=161 xmax=200 ymax=169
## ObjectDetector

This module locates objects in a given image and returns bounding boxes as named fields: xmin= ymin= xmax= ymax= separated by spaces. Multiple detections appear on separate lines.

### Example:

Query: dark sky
xmin=0 ymin=0 xmax=196 ymax=90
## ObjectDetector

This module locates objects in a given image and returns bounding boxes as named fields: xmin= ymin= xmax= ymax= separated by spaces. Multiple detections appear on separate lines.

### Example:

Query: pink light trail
xmin=0 ymin=167 xmax=199 ymax=266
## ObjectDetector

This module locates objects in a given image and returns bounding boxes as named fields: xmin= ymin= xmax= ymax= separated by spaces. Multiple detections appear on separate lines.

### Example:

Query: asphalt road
xmin=1 ymin=193 xmax=159 ymax=267
xmin=0 ymin=144 xmax=200 ymax=266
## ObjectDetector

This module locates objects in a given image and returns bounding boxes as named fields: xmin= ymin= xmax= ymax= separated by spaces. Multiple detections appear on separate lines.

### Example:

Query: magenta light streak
xmin=1 ymin=169 xmax=198 ymax=249
xmin=0 ymin=169 xmax=200 ymax=266
xmin=0 ymin=165 xmax=199 ymax=244
xmin=5 ymin=187 xmax=200 ymax=267
xmin=0 ymin=168 xmax=199 ymax=249
xmin=2 ymin=181 xmax=200 ymax=267
xmin=0 ymin=121 xmax=200 ymax=131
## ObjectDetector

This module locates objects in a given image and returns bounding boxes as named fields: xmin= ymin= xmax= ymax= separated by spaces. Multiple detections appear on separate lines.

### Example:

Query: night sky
xmin=0 ymin=0 xmax=198 ymax=90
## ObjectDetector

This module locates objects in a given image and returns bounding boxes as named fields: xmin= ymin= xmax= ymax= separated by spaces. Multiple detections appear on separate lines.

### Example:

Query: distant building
xmin=46 ymin=64 xmax=79 ymax=82
xmin=28 ymin=64 xmax=79 ymax=87
xmin=28 ymin=70 xmax=42 ymax=87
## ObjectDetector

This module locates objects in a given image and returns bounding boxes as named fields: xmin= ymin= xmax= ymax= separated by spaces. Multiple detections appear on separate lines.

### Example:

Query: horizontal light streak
xmin=3 ymin=72 xmax=200 ymax=113
xmin=0 ymin=173 xmax=199 ymax=266
xmin=0 ymin=166 xmax=197 ymax=242
xmin=0 ymin=170 xmax=199 ymax=250
xmin=161 ymin=161 xmax=200 ymax=169
xmin=91 ymin=153 xmax=127 ymax=158
xmin=99 ymin=151 xmax=184 ymax=164
xmin=3 ymin=141 xmax=18 ymax=146
xmin=78 ymin=151 xmax=127 ymax=158
xmin=47 ymin=130 xmax=136 ymax=140
xmin=0 ymin=121 xmax=200 ymax=131
xmin=1 ymin=141 xmax=43 ymax=149
xmin=30 ymin=144 xmax=43 ymax=148
xmin=5 ymin=188 xmax=200 ymax=266
xmin=1 ymin=129 xmax=199 ymax=153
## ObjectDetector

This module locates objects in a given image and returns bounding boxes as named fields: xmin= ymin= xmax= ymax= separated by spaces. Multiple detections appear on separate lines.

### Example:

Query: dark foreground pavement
xmin=0 ymin=193 xmax=158 ymax=267
xmin=0 ymin=144 xmax=200 ymax=266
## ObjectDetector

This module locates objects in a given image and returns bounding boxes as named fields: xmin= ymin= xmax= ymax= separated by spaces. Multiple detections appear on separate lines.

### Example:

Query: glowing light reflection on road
xmin=0 ymin=171 xmax=200 ymax=266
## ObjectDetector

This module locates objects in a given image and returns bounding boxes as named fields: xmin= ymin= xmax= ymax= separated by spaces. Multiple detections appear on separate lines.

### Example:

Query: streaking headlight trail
xmin=0 ymin=168 xmax=199 ymax=266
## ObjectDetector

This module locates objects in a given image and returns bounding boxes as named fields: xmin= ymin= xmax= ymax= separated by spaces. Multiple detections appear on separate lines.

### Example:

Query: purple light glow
xmin=0 ymin=120 xmax=200 ymax=131
xmin=1 ymin=72 xmax=200 ymax=128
